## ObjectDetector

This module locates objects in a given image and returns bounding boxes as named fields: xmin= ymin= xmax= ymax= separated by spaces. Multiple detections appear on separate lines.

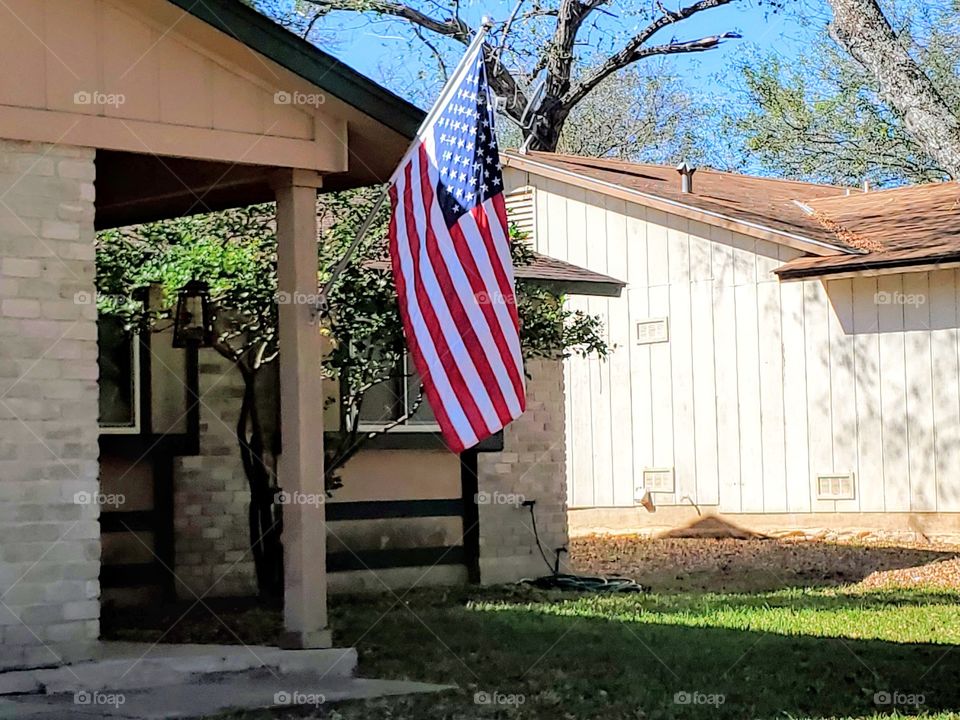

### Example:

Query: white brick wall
xmin=0 ymin=140 xmax=100 ymax=670
xmin=477 ymin=357 xmax=569 ymax=584
xmin=172 ymin=350 xmax=257 ymax=598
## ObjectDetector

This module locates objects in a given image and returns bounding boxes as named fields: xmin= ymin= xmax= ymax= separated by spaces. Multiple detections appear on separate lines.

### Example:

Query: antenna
xmin=516 ymin=75 xmax=546 ymax=154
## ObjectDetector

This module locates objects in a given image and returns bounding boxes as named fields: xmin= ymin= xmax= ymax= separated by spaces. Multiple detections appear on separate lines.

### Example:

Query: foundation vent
xmin=639 ymin=468 xmax=675 ymax=497
xmin=816 ymin=472 xmax=856 ymax=501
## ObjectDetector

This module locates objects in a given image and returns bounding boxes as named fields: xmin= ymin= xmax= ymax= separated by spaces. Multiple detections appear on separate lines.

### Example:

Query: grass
xmin=106 ymin=584 xmax=960 ymax=720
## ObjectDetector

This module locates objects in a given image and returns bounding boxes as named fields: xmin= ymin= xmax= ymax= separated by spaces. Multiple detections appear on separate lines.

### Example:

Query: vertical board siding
xmin=851 ymin=276 xmax=885 ymax=512
xmin=606 ymin=196 xmax=636 ymax=506
xmin=931 ymin=270 xmax=960 ymax=511
xmin=508 ymin=168 xmax=960 ymax=514
xmin=903 ymin=272 xmax=937 ymax=511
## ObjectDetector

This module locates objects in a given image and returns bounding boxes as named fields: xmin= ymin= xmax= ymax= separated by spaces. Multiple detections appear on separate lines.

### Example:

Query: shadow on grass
xmin=103 ymin=588 xmax=960 ymax=719
xmin=329 ymin=589 xmax=960 ymax=720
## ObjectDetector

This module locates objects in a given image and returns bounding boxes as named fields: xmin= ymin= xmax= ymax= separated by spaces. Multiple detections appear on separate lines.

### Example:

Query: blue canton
xmin=433 ymin=51 xmax=503 ymax=228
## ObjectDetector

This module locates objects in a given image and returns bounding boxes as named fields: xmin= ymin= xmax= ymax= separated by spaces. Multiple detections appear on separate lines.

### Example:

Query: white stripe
xmin=394 ymin=163 xmax=478 ymax=447
xmin=457 ymin=202 xmax=525 ymax=384
xmin=420 ymin=139 xmax=523 ymax=417
xmin=407 ymin=153 xmax=502 ymax=434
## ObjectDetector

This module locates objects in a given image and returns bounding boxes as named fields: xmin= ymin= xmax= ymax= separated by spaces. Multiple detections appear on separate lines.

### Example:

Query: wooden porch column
xmin=273 ymin=169 xmax=331 ymax=649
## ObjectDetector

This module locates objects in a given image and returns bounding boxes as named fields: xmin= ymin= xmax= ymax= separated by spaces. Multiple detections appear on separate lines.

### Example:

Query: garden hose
xmin=520 ymin=500 xmax=646 ymax=593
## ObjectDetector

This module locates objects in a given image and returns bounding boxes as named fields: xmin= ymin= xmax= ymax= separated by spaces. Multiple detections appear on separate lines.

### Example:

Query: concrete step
xmin=0 ymin=643 xmax=357 ymax=696
xmin=2 ymin=670 xmax=456 ymax=719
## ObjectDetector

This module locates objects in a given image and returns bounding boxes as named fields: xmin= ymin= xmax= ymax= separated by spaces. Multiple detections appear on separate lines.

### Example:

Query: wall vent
xmin=816 ymin=473 xmax=856 ymax=501
xmin=636 ymin=318 xmax=669 ymax=345
xmin=504 ymin=185 xmax=536 ymax=242
xmin=639 ymin=468 xmax=675 ymax=496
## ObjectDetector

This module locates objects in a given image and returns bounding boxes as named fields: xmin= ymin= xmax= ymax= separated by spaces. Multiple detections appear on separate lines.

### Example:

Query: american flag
xmin=388 ymin=41 xmax=526 ymax=453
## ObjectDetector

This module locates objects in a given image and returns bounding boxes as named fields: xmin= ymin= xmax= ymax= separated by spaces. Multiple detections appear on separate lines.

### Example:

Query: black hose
xmin=520 ymin=501 xmax=646 ymax=593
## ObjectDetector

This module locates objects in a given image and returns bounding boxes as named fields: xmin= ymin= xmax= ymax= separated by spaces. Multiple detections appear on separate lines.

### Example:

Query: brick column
xmin=0 ymin=140 xmax=100 ymax=670
xmin=172 ymin=350 xmax=257 ymax=598
xmin=476 ymin=357 xmax=569 ymax=584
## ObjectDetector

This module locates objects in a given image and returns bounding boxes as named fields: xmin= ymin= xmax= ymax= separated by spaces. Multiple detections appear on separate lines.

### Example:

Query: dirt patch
xmin=568 ymin=534 xmax=960 ymax=593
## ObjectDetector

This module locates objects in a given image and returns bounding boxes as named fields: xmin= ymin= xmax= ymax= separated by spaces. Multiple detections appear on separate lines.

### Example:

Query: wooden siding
xmin=0 ymin=0 xmax=347 ymax=170
xmin=505 ymin=167 xmax=960 ymax=514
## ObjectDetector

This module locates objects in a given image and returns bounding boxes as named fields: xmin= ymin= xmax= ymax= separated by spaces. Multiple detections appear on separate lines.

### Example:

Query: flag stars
xmin=430 ymin=52 xmax=503 ymax=226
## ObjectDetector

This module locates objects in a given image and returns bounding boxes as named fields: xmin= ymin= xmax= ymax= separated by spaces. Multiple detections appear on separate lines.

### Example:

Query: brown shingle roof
xmin=776 ymin=181 xmax=960 ymax=279
xmin=365 ymin=251 xmax=624 ymax=297
xmin=506 ymin=151 xmax=960 ymax=281
xmin=505 ymin=151 xmax=859 ymax=252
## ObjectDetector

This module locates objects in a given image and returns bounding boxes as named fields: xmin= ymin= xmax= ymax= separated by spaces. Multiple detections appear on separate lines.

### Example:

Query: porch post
xmin=272 ymin=169 xmax=331 ymax=649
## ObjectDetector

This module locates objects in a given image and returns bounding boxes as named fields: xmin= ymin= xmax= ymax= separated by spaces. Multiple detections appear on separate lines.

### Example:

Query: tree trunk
xmin=236 ymin=365 xmax=284 ymax=599
xmin=829 ymin=0 xmax=960 ymax=177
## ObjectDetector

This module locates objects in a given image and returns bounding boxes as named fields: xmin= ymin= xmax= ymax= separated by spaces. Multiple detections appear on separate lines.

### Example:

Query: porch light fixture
xmin=172 ymin=280 xmax=213 ymax=348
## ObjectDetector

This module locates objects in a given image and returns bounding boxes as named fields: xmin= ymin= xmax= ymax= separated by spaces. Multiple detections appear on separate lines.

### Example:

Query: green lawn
xmin=107 ymin=584 xmax=960 ymax=720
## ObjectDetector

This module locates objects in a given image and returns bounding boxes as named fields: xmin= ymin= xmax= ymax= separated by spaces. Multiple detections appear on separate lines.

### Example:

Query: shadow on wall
xmin=821 ymin=272 xmax=960 ymax=510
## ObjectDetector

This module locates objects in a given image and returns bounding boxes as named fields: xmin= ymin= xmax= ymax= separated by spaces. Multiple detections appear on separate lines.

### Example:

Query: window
xmin=98 ymin=317 xmax=141 ymax=433
xmin=357 ymin=354 xmax=438 ymax=430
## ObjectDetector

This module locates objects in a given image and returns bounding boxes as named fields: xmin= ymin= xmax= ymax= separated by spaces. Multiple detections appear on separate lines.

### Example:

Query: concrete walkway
xmin=0 ymin=643 xmax=454 ymax=719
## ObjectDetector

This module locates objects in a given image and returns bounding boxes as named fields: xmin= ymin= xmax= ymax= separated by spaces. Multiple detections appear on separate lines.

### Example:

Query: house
xmin=502 ymin=151 xmax=960 ymax=543
xmin=0 ymin=0 xmax=430 ymax=672
xmin=102 ymin=249 xmax=620 ymax=606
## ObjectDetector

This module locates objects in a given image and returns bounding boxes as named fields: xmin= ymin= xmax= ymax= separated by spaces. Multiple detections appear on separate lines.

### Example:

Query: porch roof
xmin=167 ymin=0 xmax=423 ymax=139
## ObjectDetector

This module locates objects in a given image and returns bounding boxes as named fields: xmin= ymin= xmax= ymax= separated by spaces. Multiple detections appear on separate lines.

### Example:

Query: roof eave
xmin=166 ymin=0 xmax=424 ymax=139
xmin=521 ymin=278 xmax=625 ymax=297
xmin=503 ymin=152 xmax=862 ymax=258
xmin=776 ymin=254 xmax=960 ymax=281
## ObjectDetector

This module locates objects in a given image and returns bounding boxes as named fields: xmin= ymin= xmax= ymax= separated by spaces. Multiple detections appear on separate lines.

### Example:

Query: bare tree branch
xmin=562 ymin=0 xmax=738 ymax=110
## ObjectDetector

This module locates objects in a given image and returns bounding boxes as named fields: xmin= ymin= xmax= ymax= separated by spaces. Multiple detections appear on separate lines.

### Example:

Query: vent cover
xmin=504 ymin=185 xmax=536 ymax=242
xmin=640 ymin=468 xmax=675 ymax=495
xmin=816 ymin=473 xmax=856 ymax=500
xmin=636 ymin=318 xmax=669 ymax=345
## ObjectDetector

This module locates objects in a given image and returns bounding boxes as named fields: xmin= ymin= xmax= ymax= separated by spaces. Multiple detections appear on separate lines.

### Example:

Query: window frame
xmin=355 ymin=353 xmax=440 ymax=433
xmin=98 ymin=328 xmax=143 ymax=435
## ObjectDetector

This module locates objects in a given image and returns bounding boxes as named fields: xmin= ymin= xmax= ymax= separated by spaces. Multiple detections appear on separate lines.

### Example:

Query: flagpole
xmin=316 ymin=17 xmax=495 ymax=315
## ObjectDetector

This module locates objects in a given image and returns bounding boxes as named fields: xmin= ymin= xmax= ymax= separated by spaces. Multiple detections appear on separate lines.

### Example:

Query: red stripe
xmin=416 ymin=146 xmax=513 ymax=428
xmin=447 ymin=210 xmax=525 ymax=412
xmin=388 ymin=177 xmax=464 ymax=453
xmin=400 ymin=160 xmax=488 ymax=444
xmin=474 ymin=195 xmax=521 ymax=334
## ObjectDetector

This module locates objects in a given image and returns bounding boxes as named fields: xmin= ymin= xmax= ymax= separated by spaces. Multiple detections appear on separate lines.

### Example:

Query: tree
xmin=730 ymin=0 xmax=960 ymax=186
xmin=498 ymin=61 xmax=709 ymax=163
xmin=96 ymin=192 xmax=609 ymax=596
xmin=827 ymin=0 xmax=960 ymax=177
xmin=288 ymin=0 xmax=753 ymax=151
